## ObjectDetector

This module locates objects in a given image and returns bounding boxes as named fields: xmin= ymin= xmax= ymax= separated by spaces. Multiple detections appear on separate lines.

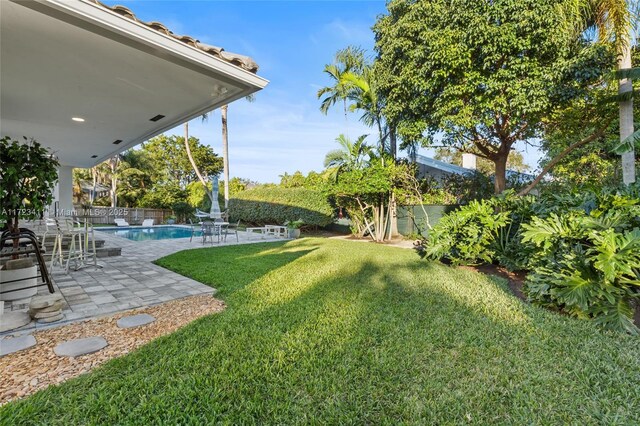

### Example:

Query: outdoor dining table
xmin=200 ymin=221 xmax=229 ymax=244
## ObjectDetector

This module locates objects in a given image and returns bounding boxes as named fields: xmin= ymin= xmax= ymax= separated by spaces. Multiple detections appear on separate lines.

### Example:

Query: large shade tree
xmin=374 ymin=0 xmax=614 ymax=193
xmin=143 ymin=134 xmax=222 ymax=189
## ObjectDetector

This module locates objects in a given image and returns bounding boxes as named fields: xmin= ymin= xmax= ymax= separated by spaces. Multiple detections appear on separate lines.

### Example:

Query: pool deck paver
xmin=1 ymin=229 xmax=285 ymax=337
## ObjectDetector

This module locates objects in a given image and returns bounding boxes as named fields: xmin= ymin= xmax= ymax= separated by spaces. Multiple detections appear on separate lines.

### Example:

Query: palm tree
xmin=184 ymin=121 xmax=212 ymax=202
xmin=108 ymin=155 xmax=119 ymax=207
xmin=90 ymin=162 xmax=110 ymax=204
xmin=566 ymin=0 xmax=636 ymax=183
xmin=323 ymin=134 xmax=372 ymax=170
xmin=317 ymin=46 xmax=366 ymax=124
xmin=221 ymin=104 xmax=229 ymax=209
xmin=341 ymin=68 xmax=391 ymax=157
xmin=320 ymin=50 xmax=398 ymax=160
xmin=219 ymin=95 xmax=255 ymax=209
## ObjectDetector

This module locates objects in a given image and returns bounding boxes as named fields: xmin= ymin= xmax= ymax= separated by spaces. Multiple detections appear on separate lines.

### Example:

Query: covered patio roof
xmin=1 ymin=0 xmax=268 ymax=168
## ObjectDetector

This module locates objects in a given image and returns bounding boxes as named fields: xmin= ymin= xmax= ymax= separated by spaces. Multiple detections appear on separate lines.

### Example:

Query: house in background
xmin=414 ymin=153 xmax=535 ymax=184
xmin=414 ymin=154 xmax=477 ymax=181
xmin=1 ymin=0 xmax=268 ymax=214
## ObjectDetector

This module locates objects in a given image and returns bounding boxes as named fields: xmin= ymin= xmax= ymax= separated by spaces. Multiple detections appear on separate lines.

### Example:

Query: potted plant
xmin=285 ymin=219 xmax=304 ymax=239
xmin=0 ymin=136 xmax=59 ymax=301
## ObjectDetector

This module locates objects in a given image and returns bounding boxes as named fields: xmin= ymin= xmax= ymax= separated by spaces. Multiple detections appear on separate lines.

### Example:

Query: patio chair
xmin=58 ymin=218 xmax=84 ymax=272
xmin=225 ymin=220 xmax=240 ymax=243
xmin=141 ymin=219 xmax=154 ymax=227
xmin=188 ymin=218 xmax=198 ymax=242
xmin=114 ymin=218 xmax=129 ymax=226
xmin=43 ymin=218 xmax=64 ymax=270
xmin=201 ymin=221 xmax=222 ymax=244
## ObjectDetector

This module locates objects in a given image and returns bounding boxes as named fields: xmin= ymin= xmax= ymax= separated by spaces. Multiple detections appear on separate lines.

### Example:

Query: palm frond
xmin=613 ymin=66 xmax=640 ymax=80
xmin=612 ymin=127 xmax=640 ymax=154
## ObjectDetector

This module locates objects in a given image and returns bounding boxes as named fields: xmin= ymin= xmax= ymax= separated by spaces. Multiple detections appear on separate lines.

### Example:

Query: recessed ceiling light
xmin=91 ymin=155 xmax=98 ymax=158
xmin=72 ymin=117 xmax=85 ymax=122
xmin=113 ymin=140 xmax=123 ymax=145
xmin=149 ymin=114 xmax=165 ymax=122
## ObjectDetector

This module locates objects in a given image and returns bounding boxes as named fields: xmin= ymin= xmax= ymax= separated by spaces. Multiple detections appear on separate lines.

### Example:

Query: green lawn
xmin=2 ymin=238 xmax=639 ymax=424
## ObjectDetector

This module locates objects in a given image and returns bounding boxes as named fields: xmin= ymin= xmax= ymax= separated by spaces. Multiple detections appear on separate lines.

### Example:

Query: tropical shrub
xmin=491 ymin=192 xmax=537 ymax=270
xmin=522 ymin=193 xmax=640 ymax=334
xmin=426 ymin=185 xmax=640 ymax=333
xmin=172 ymin=201 xmax=194 ymax=223
xmin=229 ymin=187 xmax=333 ymax=227
xmin=331 ymin=161 xmax=405 ymax=241
xmin=424 ymin=200 xmax=509 ymax=265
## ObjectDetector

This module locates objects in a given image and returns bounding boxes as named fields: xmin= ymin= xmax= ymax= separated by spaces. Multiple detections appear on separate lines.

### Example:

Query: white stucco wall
xmin=50 ymin=165 xmax=73 ymax=216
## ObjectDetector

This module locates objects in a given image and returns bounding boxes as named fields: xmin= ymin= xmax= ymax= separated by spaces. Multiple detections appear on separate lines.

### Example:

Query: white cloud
xmin=320 ymin=18 xmax=374 ymax=46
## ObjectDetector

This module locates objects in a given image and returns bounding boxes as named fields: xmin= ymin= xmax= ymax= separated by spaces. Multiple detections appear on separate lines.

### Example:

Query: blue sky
xmin=105 ymin=0 xmax=542 ymax=183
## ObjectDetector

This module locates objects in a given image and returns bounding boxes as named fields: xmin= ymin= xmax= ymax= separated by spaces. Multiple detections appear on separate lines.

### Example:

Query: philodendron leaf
xmin=593 ymin=299 xmax=639 ymax=335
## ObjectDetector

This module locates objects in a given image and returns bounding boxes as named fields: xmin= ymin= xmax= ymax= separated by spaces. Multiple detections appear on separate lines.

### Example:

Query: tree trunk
xmin=493 ymin=151 xmax=508 ymax=194
xmin=389 ymin=192 xmax=399 ymax=237
xmin=91 ymin=167 xmax=97 ymax=204
xmin=221 ymin=105 xmax=230 ymax=209
xmin=387 ymin=126 xmax=399 ymax=238
xmin=343 ymin=98 xmax=349 ymax=136
xmin=389 ymin=127 xmax=397 ymax=159
xmin=619 ymin=38 xmax=636 ymax=185
xmin=110 ymin=156 xmax=118 ymax=208
xmin=184 ymin=122 xmax=212 ymax=202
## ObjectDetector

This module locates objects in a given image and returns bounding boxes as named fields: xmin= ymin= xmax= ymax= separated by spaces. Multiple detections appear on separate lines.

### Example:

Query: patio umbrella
xmin=209 ymin=175 xmax=222 ymax=219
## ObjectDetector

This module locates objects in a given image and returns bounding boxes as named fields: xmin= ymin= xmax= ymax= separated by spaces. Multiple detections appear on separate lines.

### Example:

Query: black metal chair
xmin=0 ymin=228 xmax=55 ymax=297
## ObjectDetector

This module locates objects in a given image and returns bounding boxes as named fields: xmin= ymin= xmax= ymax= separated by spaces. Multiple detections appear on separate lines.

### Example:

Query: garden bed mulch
xmin=0 ymin=295 xmax=225 ymax=405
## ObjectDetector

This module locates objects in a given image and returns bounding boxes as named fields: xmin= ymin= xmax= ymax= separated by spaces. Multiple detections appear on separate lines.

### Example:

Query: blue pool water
xmin=97 ymin=226 xmax=200 ymax=241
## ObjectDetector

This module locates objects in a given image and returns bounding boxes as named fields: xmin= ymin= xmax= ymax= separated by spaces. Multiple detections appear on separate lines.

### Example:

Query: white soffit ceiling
xmin=0 ymin=0 xmax=268 ymax=167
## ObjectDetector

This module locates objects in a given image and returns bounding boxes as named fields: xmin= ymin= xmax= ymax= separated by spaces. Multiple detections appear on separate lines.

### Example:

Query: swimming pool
xmin=97 ymin=226 xmax=200 ymax=241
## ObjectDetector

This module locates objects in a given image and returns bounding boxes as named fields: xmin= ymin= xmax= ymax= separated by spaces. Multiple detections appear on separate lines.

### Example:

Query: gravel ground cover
xmin=0 ymin=295 xmax=224 ymax=404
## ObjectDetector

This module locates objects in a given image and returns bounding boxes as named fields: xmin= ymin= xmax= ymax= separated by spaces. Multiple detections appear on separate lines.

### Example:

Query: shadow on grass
xmin=4 ymin=239 xmax=640 ymax=425
xmin=154 ymin=239 xmax=320 ymax=296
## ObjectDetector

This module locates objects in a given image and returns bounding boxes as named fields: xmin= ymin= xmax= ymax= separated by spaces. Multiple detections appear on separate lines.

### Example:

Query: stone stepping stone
xmin=36 ymin=313 xmax=64 ymax=323
xmin=29 ymin=294 xmax=63 ymax=310
xmin=30 ymin=300 xmax=64 ymax=314
xmin=33 ymin=309 xmax=62 ymax=319
xmin=0 ymin=312 xmax=32 ymax=333
xmin=117 ymin=314 xmax=156 ymax=329
xmin=54 ymin=336 xmax=108 ymax=357
xmin=1 ymin=334 xmax=37 ymax=357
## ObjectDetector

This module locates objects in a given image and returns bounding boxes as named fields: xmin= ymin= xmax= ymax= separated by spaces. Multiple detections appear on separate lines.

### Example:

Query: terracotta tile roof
xmin=91 ymin=1 xmax=259 ymax=73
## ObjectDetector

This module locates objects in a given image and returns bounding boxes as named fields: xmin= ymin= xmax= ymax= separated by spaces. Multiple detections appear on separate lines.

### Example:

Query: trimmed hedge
xmin=229 ymin=186 xmax=334 ymax=227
